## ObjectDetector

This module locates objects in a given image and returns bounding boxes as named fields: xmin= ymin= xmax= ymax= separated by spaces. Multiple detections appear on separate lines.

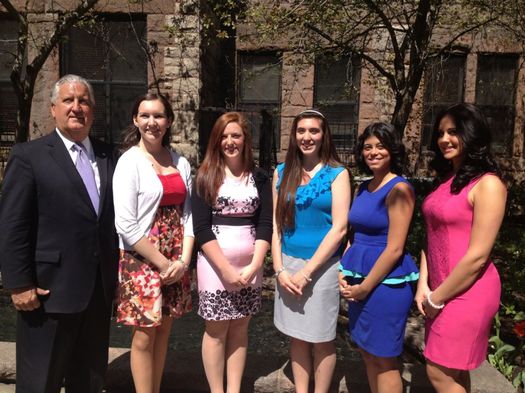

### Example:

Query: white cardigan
xmin=113 ymin=146 xmax=193 ymax=250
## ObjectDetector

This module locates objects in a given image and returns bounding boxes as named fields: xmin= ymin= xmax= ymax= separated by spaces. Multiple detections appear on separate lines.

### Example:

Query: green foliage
xmin=506 ymin=180 xmax=525 ymax=216
xmin=202 ymin=0 xmax=247 ymax=40
xmin=494 ymin=181 xmax=525 ymax=312
xmin=405 ymin=177 xmax=435 ymax=258
xmin=489 ymin=309 xmax=525 ymax=390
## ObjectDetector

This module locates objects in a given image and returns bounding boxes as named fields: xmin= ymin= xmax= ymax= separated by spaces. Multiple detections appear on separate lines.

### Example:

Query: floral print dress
xmin=117 ymin=172 xmax=192 ymax=327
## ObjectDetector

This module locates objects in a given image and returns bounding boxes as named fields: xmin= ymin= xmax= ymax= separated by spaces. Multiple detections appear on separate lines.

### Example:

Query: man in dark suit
xmin=0 ymin=74 xmax=119 ymax=393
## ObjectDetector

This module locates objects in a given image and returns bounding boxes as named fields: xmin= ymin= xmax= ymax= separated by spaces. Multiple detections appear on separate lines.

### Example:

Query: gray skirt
xmin=273 ymin=253 xmax=340 ymax=343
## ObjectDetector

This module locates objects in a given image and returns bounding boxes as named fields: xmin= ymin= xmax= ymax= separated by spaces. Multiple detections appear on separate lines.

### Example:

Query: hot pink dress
xmin=421 ymin=174 xmax=501 ymax=370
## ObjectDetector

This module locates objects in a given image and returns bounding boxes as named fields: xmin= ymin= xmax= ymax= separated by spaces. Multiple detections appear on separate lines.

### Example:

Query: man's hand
xmin=11 ymin=286 xmax=50 ymax=311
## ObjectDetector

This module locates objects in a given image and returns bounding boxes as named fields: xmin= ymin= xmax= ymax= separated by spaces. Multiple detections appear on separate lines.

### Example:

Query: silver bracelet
xmin=274 ymin=266 xmax=286 ymax=278
xmin=427 ymin=291 xmax=445 ymax=310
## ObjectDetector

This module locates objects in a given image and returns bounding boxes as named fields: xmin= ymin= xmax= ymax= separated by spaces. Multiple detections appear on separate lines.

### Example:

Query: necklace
xmin=139 ymin=146 xmax=173 ymax=174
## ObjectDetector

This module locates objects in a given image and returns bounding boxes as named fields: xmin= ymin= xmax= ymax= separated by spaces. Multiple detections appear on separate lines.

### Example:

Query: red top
xmin=158 ymin=173 xmax=186 ymax=206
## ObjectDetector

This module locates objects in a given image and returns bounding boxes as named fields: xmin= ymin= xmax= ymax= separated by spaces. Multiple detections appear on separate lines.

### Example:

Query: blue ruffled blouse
xmin=276 ymin=163 xmax=345 ymax=259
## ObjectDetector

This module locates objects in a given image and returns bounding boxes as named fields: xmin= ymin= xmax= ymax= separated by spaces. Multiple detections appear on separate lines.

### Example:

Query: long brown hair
xmin=275 ymin=110 xmax=341 ymax=235
xmin=120 ymin=93 xmax=174 ymax=153
xmin=195 ymin=112 xmax=254 ymax=205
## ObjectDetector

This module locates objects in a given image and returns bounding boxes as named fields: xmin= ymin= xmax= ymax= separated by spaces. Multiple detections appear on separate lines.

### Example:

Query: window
xmin=237 ymin=52 xmax=281 ymax=150
xmin=314 ymin=55 xmax=361 ymax=162
xmin=239 ymin=53 xmax=281 ymax=105
xmin=422 ymin=54 xmax=466 ymax=147
xmin=61 ymin=14 xmax=148 ymax=144
xmin=476 ymin=54 xmax=518 ymax=154
xmin=0 ymin=18 xmax=19 ymax=162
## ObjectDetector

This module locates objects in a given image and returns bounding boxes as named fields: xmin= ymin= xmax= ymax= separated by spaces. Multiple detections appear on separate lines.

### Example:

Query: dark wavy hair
xmin=429 ymin=103 xmax=501 ymax=194
xmin=120 ymin=93 xmax=174 ymax=152
xmin=355 ymin=122 xmax=406 ymax=176
xmin=275 ymin=109 xmax=342 ymax=235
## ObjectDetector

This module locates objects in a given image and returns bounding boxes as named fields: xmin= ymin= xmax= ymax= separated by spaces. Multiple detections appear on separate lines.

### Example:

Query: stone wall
xmin=278 ymin=53 xmax=314 ymax=162
xmin=159 ymin=0 xmax=201 ymax=165
xmin=2 ymin=0 xmax=201 ymax=166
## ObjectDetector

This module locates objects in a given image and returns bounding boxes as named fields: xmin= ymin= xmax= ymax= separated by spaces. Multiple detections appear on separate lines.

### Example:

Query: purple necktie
xmin=74 ymin=142 xmax=99 ymax=214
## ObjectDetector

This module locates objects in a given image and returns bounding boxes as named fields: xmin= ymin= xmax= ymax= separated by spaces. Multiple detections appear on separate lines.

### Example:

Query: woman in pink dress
xmin=416 ymin=103 xmax=507 ymax=393
xmin=192 ymin=112 xmax=272 ymax=393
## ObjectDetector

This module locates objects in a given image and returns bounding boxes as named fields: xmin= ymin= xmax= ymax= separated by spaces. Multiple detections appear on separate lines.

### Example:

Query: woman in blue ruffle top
xmin=339 ymin=122 xmax=419 ymax=393
xmin=273 ymin=109 xmax=351 ymax=393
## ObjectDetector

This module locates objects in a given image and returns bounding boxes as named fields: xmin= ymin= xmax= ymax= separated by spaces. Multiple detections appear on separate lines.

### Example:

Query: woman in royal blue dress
xmin=339 ymin=122 xmax=419 ymax=393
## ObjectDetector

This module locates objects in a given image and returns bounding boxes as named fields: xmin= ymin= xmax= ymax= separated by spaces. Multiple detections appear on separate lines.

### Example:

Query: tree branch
xmin=30 ymin=0 xmax=99 ymax=74
xmin=405 ymin=0 xmax=436 ymax=90
xmin=436 ymin=16 xmax=498 ymax=57
xmin=303 ymin=20 xmax=396 ymax=89
xmin=363 ymin=0 xmax=402 ymax=57
xmin=0 ymin=0 xmax=25 ymax=25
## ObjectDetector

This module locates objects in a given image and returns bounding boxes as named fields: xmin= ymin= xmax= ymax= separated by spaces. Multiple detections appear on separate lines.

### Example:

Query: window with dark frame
xmin=314 ymin=55 xmax=361 ymax=163
xmin=475 ymin=54 xmax=518 ymax=154
xmin=237 ymin=52 xmax=281 ymax=150
xmin=0 ymin=18 xmax=19 ymax=163
xmin=61 ymin=14 xmax=148 ymax=145
xmin=422 ymin=53 xmax=466 ymax=147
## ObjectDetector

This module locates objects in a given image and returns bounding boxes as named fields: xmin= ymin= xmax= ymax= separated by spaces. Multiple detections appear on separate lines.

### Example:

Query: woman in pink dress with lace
xmin=416 ymin=103 xmax=507 ymax=393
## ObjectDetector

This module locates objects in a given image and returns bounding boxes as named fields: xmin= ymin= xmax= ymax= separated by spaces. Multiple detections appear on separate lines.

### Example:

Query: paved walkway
xmin=0 ymin=317 xmax=515 ymax=393
xmin=0 ymin=289 xmax=516 ymax=392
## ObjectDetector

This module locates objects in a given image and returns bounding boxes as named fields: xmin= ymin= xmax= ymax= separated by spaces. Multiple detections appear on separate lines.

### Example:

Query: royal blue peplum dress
xmin=340 ymin=176 xmax=419 ymax=357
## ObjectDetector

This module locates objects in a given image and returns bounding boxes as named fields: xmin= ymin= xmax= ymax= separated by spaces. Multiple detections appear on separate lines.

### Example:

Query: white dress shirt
xmin=55 ymin=128 xmax=101 ymax=193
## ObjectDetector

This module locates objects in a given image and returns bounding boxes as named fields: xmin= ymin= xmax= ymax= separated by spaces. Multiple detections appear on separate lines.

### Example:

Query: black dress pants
xmin=15 ymin=273 xmax=111 ymax=393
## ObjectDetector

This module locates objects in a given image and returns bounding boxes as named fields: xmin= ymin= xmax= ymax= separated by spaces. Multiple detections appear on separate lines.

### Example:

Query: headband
xmin=297 ymin=109 xmax=325 ymax=119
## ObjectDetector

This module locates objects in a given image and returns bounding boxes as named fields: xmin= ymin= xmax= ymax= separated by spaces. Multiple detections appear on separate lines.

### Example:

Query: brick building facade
xmin=233 ymin=22 xmax=525 ymax=180
xmin=1 ymin=0 xmax=524 ymax=180
xmin=0 ymin=0 xmax=202 ymax=171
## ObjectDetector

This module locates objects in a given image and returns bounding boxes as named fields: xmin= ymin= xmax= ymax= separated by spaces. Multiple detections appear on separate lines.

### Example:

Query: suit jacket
xmin=0 ymin=130 xmax=119 ymax=313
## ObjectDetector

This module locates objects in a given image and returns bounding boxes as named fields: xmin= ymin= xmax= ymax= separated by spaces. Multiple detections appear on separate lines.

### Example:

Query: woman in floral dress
xmin=113 ymin=93 xmax=194 ymax=393
xmin=192 ymin=112 xmax=272 ymax=393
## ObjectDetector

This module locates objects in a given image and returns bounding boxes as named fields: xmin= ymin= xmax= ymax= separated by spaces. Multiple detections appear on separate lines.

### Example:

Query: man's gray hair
xmin=50 ymin=74 xmax=95 ymax=106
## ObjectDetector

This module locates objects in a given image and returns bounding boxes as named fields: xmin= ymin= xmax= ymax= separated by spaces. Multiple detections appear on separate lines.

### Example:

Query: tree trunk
xmin=14 ymin=68 xmax=38 ymax=143
xmin=391 ymin=92 xmax=415 ymax=137
xmin=258 ymin=109 xmax=275 ymax=172
xmin=15 ymin=93 xmax=32 ymax=143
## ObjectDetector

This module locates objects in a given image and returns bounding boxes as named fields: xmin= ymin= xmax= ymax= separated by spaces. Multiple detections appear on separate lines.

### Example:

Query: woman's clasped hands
xmin=221 ymin=263 xmax=249 ymax=288
xmin=277 ymin=268 xmax=312 ymax=297
xmin=338 ymin=273 xmax=369 ymax=302
xmin=159 ymin=259 xmax=186 ymax=285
